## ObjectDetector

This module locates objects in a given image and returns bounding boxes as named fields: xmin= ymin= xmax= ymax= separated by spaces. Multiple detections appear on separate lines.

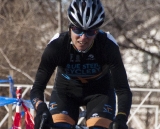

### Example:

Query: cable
xmin=39 ymin=112 xmax=47 ymax=129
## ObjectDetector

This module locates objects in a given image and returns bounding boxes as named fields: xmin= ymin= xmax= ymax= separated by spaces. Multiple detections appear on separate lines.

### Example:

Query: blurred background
xmin=0 ymin=0 xmax=160 ymax=129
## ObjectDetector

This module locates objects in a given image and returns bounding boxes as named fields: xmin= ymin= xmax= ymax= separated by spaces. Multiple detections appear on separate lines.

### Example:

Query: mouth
xmin=78 ymin=41 xmax=87 ymax=45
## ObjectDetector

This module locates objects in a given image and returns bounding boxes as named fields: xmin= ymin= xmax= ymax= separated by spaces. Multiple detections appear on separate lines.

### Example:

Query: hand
xmin=34 ymin=102 xmax=53 ymax=129
xmin=109 ymin=114 xmax=128 ymax=129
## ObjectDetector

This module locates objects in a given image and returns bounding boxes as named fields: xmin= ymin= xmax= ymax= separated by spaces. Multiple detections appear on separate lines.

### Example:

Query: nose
xmin=80 ymin=33 xmax=88 ymax=39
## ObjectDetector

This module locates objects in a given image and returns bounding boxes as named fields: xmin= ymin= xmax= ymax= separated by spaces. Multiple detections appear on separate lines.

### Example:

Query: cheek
xmin=71 ymin=32 xmax=79 ymax=41
xmin=88 ymin=36 xmax=95 ymax=42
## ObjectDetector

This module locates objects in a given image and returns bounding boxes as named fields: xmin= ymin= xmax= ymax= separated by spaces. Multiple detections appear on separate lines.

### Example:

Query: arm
xmin=108 ymin=43 xmax=132 ymax=129
xmin=104 ymin=32 xmax=132 ymax=117
xmin=103 ymin=32 xmax=132 ymax=129
xmin=30 ymin=42 xmax=59 ymax=109
xmin=30 ymin=33 xmax=68 ymax=129
xmin=109 ymin=45 xmax=132 ymax=117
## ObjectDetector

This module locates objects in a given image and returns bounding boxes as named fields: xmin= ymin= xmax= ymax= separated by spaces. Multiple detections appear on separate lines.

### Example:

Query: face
xmin=70 ymin=26 xmax=98 ymax=51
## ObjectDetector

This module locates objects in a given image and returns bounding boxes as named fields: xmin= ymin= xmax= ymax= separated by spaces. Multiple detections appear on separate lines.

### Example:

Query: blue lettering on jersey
xmin=65 ymin=63 xmax=101 ymax=77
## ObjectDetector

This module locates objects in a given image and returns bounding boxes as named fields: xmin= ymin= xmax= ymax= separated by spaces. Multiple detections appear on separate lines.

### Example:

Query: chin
xmin=77 ymin=47 xmax=86 ymax=51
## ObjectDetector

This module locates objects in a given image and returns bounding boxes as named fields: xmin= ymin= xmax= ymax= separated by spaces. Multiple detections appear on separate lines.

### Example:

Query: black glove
xmin=34 ymin=102 xmax=53 ymax=129
xmin=109 ymin=114 xmax=128 ymax=129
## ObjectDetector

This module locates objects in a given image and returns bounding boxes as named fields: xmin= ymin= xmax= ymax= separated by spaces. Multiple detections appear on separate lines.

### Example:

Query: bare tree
xmin=0 ymin=0 xmax=160 ymax=128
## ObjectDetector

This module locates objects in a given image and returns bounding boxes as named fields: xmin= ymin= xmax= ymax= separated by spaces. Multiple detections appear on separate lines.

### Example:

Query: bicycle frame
xmin=39 ymin=106 xmax=88 ymax=129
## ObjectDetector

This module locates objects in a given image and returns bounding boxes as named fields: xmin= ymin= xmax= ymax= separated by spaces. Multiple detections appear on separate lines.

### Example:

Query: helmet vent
xmin=98 ymin=7 xmax=103 ymax=14
xmin=91 ymin=15 xmax=98 ymax=25
xmin=92 ymin=3 xmax=96 ymax=11
xmin=77 ymin=13 xmax=83 ymax=25
xmin=68 ymin=0 xmax=105 ymax=29
xmin=70 ymin=7 xmax=74 ymax=13
xmin=82 ymin=1 xmax=86 ymax=9
xmin=73 ymin=2 xmax=79 ymax=11
xmin=86 ymin=8 xmax=90 ymax=21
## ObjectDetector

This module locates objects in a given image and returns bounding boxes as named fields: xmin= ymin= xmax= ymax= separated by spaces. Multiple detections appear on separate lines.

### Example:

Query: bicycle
xmin=39 ymin=106 xmax=88 ymax=129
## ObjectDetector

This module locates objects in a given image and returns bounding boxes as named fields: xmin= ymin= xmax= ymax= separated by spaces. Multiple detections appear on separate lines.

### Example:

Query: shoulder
xmin=95 ymin=31 xmax=121 ymax=61
xmin=97 ymin=30 xmax=119 ymax=47
xmin=105 ymin=32 xmax=118 ymax=46
xmin=48 ymin=31 xmax=70 ymax=46
xmin=48 ymin=33 xmax=60 ymax=43
xmin=43 ymin=32 xmax=70 ymax=56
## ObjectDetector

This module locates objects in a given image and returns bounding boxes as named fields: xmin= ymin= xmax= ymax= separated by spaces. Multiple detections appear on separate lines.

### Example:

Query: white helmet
xmin=67 ymin=0 xmax=105 ymax=30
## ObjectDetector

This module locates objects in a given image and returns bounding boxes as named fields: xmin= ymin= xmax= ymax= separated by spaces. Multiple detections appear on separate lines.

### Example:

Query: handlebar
xmin=39 ymin=113 xmax=47 ymax=129
xmin=39 ymin=112 xmax=88 ymax=129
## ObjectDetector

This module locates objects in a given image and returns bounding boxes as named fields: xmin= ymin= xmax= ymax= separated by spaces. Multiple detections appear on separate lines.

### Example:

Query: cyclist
xmin=30 ymin=0 xmax=132 ymax=129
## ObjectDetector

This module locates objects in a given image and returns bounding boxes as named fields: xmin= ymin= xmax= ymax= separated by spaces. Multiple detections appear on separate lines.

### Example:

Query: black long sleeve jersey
xmin=30 ymin=30 xmax=132 ymax=116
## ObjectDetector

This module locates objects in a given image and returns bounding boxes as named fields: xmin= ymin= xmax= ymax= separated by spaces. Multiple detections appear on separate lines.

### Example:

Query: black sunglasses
xmin=71 ymin=26 xmax=98 ymax=37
